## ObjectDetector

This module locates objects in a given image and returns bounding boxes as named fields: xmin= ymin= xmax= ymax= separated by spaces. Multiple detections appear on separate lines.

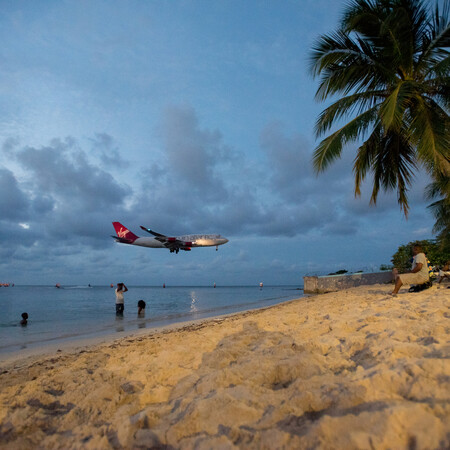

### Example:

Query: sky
xmin=0 ymin=0 xmax=438 ymax=286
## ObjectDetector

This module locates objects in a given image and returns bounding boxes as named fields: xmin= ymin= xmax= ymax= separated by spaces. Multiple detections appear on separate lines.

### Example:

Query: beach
xmin=0 ymin=284 xmax=449 ymax=449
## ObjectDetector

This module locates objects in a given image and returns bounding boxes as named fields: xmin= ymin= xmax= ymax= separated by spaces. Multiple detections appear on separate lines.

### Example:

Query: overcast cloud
xmin=0 ymin=1 xmax=436 ymax=285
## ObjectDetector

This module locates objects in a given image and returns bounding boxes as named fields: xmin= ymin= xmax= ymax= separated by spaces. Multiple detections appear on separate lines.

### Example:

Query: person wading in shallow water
xmin=115 ymin=283 xmax=128 ymax=315
xmin=137 ymin=299 xmax=146 ymax=315
xmin=20 ymin=312 xmax=28 ymax=326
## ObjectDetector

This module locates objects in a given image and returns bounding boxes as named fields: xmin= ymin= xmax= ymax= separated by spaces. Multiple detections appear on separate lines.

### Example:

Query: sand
xmin=0 ymin=284 xmax=449 ymax=449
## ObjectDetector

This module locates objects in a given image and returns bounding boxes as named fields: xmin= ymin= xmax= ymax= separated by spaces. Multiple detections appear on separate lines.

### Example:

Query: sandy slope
xmin=0 ymin=284 xmax=449 ymax=449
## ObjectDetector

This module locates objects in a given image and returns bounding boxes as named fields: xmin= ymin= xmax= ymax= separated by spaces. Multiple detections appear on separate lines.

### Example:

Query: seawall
xmin=303 ymin=271 xmax=393 ymax=294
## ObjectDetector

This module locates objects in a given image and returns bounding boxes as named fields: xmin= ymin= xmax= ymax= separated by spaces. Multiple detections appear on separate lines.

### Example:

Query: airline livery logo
xmin=118 ymin=227 xmax=129 ymax=238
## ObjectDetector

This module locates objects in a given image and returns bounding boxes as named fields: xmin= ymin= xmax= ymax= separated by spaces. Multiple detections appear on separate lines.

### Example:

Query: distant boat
xmin=55 ymin=283 xmax=61 ymax=288
xmin=259 ymin=282 xmax=263 ymax=289
xmin=214 ymin=282 xmax=216 ymax=288
xmin=110 ymin=283 xmax=114 ymax=288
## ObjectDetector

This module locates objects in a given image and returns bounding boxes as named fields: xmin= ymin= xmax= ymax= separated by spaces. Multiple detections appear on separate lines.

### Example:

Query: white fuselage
xmin=132 ymin=235 xmax=228 ymax=249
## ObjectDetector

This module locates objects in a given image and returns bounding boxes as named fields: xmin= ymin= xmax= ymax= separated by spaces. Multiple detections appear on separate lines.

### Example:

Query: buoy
xmin=163 ymin=283 xmax=166 ymax=288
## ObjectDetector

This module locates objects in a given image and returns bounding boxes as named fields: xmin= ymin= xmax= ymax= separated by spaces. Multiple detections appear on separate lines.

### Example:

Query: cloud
xmin=260 ymin=121 xmax=312 ymax=198
xmin=159 ymin=105 xmax=229 ymax=200
xmin=122 ymin=106 xmax=432 ymax=242
xmin=1 ymin=106 xmax=435 ymax=258
xmin=0 ymin=137 xmax=131 ymax=259
xmin=260 ymin=121 xmax=356 ymax=204
xmin=0 ymin=104 xmax=436 ymax=286
xmin=0 ymin=168 xmax=29 ymax=220
xmin=127 ymin=108 xmax=345 ymax=238
xmin=127 ymin=105 xmax=255 ymax=233
xmin=15 ymin=137 xmax=128 ymax=211
xmin=2 ymin=137 xmax=20 ymax=154
xmin=89 ymin=133 xmax=129 ymax=168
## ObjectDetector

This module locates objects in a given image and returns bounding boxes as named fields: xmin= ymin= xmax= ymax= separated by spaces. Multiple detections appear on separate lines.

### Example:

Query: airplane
xmin=111 ymin=222 xmax=229 ymax=254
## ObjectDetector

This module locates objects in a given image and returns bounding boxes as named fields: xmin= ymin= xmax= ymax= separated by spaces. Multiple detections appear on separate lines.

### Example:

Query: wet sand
xmin=0 ymin=284 xmax=449 ymax=449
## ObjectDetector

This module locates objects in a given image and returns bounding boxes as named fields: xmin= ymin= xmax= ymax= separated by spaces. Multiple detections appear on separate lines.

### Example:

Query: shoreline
xmin=1 ymin=285 xmax=303 ymax=359
xmin=0 ymin=296 xmax=305 ymax=368
xmin=1 ymin=284 xmax=448 ymax=449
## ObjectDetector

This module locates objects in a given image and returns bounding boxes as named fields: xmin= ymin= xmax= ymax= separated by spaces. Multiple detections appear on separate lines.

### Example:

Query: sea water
xmin=0 ymin=285 xmax=303 ymax=355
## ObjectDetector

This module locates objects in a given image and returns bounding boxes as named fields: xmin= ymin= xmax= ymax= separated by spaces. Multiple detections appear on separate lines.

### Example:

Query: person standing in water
xmin=115 ymin=283 xmax=128 ymax=315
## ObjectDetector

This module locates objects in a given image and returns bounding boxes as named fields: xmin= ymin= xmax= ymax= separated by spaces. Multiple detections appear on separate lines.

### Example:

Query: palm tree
xmin=310 ymin=0 xmax=449 ymax=216
xmin=426 ymin=170 xmax=450 ymax=251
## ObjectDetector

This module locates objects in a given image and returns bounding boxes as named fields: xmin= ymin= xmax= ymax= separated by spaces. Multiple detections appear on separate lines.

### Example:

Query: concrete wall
xmin=303 ymin=271 xmax=393 ymax=294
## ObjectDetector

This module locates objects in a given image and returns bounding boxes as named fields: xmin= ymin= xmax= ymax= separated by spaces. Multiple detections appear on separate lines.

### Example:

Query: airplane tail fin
xmin=112 ymin=222 xmax=139 ymax=243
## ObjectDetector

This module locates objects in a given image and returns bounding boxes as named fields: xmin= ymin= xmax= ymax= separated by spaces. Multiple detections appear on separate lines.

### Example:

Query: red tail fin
xmin=112 ymin=222 xmax=139 ymax=243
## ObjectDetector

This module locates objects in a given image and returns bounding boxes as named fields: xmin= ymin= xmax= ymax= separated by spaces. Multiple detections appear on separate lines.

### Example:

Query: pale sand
xmin=0 ymin=285 xmax=449 ymax=449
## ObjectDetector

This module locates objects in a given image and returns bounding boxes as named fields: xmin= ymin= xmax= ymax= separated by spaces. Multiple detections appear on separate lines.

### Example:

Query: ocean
xmin=0 ymin=285 xmax=303 ymax=355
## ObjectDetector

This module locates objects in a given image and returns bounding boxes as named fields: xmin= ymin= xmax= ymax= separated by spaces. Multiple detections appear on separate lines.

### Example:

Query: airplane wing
xmin=140 ymin=226 xmax=166 ymax=238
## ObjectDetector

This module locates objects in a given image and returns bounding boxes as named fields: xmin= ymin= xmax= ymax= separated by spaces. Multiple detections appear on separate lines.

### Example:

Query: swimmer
xmin=20 ymin=312 xmax=28 ymax=326
xmin=137 ymin=299 xmax=146 ymax=315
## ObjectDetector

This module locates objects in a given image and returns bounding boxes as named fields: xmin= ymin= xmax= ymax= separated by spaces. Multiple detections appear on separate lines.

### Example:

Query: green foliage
xmin=391 ymin=239 xmax=450 ymax=272
xmin=379 ymin=264 xmax=394 ymax=271
xmin=436 ymin=230 xmax=450 ymax=255
xmin=392 ymin=244 xmax=416 ymax=272
xmin=426 ymin=169 xmax=450 ymax=251
xmin=310 ymin=0 xmax=450 ymax=217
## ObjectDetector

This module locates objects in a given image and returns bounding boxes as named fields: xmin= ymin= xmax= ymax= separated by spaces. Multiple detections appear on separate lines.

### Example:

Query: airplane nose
xmin=222 ymin=238 xmax=229 ymax=244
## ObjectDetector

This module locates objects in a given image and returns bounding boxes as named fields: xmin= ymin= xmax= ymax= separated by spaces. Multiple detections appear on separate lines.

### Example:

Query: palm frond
xmin=309 ymin=0 xmax=449 ymax=218
xmin=368 ymin=129 xmax=417 ymax=215
xmin=417 ymin=0 xmax=450 ymax=72
xmin=310 ymin=30 xmax=393 ymax=100
xmin=427 ymin=199 xmax=450 ymax=233
xmin=314 ymin=63 xmax=391 ymax=100
xmin=314 ymin=90 xmax=385 ymax=136
xmin=421 ymin=75 xmax=450 ymax=111
xmin=422 ymin=53 xmax=450 ymax=85
xmin=425 ymin=170 xmax=450 ymax=200
xmin=409 ymin=95 xmax=450 ymax=171
xmin=378 ymin=80 xmax=417 ymax=131
xmin=353 ymin=123 xmax=381 ymax=196
xmin=312 ymin=106 xmax=379 ymax=173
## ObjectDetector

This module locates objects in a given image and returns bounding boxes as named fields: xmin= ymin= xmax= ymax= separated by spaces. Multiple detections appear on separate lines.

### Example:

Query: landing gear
xmin=216 ymin=246 xmax=218 ymax=251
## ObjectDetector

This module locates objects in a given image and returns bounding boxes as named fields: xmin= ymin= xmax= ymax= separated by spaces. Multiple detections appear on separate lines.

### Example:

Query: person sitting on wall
xmin=391 ymin=243 xmax=430 ymax=296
